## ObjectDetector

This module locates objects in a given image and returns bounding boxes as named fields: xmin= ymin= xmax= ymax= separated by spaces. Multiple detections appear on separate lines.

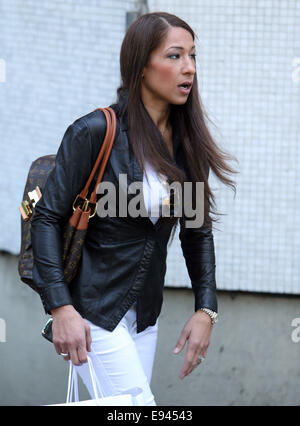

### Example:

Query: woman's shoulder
xmin=65 ymin=106 xmax=118 ymax=149
xmin=73 ymin=108 xmax=111 ymax=138
xmin=65 ymin=104 xmax=122 ymax=156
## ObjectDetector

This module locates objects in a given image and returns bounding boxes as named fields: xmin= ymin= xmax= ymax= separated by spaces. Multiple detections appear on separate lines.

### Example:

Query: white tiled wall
xmin=148 ymin=0 xmax=300 ymax=294
xmin=1 ymin=1 xmax=300 ymax=294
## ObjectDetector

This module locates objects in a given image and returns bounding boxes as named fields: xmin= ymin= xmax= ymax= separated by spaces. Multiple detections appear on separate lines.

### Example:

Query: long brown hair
xmin=116 ymin=12 xmax=237 ymax=240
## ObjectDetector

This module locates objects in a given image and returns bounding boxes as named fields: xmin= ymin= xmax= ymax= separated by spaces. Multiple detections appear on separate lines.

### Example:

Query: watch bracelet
xmin=198 ymin=308 xmax=218 ymax=324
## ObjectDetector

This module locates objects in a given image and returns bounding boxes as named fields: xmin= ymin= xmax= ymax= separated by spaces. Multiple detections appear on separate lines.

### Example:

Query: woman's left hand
xmin=173 ymin=310 xmax=213 ymax=379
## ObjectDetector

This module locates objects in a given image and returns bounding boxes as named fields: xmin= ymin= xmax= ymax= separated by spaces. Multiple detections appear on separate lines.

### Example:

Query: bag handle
xmin=65 ymin=353 xmax=146 ymax=406
xmin=74 ymin=107 xmax=117 ymax=212
xmin=66 ymin=355 xmax=105 ymax=403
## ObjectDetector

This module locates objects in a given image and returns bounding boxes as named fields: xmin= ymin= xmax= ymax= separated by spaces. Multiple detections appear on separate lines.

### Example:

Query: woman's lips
xmin=177 ymin=85 xmax=192 ymax=95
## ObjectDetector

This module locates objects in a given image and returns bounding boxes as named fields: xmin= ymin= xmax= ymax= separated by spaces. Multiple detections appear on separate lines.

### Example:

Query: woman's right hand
xmin=51 ymin=305 xmax=92 ymax=366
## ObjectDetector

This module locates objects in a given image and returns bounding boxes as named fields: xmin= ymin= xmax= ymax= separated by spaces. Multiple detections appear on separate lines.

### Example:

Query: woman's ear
xmin=141 ymin=66 xmax=147 ymax=79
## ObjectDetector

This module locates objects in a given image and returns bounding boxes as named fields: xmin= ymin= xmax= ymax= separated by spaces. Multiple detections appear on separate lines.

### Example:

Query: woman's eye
xmin=168 ymin=54 xmax=197 ymax=60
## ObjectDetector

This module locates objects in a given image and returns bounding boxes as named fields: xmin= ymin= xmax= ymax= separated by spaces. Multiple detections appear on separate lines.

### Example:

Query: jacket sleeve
xmin=31 ymin=117 xmax=94 ymax=314
xmin=179 ymin=222 xmax=217 ymax=313
xmin=178 ymin=165 xmax=218 ymax=313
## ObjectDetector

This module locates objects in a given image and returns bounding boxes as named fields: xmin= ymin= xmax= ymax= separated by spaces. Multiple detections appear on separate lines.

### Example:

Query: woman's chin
xmin=168 ymin=95 xmax=190 ymax=105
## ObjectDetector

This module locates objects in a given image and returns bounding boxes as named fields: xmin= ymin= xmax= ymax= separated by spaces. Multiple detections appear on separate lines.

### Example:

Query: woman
xmin=31 ymin=12 xmax=236 ymax=406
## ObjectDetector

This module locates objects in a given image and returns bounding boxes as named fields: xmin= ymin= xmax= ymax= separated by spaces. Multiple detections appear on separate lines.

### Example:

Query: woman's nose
xmin=182 ymin=57 xmax=196 ymax=75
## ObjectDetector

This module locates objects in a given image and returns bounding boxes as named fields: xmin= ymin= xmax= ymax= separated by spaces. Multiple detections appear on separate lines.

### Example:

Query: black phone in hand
xmin=42 ymin=317 xmax=53 ymax=342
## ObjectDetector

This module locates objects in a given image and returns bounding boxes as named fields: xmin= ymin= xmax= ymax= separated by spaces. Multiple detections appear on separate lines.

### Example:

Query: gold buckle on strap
xmin=72 ymin=194 xmax=97 ymax=218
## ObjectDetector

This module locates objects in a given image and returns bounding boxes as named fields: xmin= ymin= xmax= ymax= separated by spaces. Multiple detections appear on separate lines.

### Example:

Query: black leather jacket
xmin=31 ymin=97 xmax=218 ymax=333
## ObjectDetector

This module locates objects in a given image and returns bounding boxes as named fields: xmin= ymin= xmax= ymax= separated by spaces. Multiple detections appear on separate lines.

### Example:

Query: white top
xmin=143 ymin=161 xmax=169 ymax=224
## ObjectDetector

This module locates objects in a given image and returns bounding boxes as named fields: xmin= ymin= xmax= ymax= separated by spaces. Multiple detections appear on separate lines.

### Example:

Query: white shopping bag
xmin=47 ymin=355 xmax=145 ymax=406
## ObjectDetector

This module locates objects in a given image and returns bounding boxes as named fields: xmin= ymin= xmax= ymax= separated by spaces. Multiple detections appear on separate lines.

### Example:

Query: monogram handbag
xmin=18 ymin=107 xmax=117 ymax=339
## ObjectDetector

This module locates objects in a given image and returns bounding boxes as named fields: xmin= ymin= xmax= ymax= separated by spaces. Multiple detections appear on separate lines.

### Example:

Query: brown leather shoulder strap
xmin=79 ymin=107 xmax=117 ymax=204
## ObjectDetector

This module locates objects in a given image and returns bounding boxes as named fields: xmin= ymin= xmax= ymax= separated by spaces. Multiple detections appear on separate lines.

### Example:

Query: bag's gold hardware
xmin=72 ymin=194 xmax=97 ymax=218
xmin=72 ymin=194 xmax=81 ymax=212
xmin=19 ymin=201 xmax=32 ymax=221
xmin=82 ymin=199 xmax=89 ymax=212
xmin=88 ymin=203 xmax=97 ymax=218
xmin=72 ymin=194 xmax=90 ymax=212
xmin=22 ymin=200 xmax=32 ymax=216
xmin=28 ymin=186 xmax=42 ymax=207
xmin=19 ymin=186 xmax=42 ymax=221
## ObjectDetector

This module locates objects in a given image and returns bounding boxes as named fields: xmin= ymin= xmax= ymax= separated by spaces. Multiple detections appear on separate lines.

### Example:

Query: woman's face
xmin=141 ymin=27 xmax=196 ymax=106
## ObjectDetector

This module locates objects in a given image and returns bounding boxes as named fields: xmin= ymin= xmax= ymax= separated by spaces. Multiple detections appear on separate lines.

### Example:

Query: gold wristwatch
xmin=198 ymin=308 xmax=218 ymax=324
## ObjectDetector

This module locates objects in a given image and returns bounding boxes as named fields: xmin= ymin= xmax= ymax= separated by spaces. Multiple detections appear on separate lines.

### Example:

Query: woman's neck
xmin=141 ymin=92 xmax=170 ymax=131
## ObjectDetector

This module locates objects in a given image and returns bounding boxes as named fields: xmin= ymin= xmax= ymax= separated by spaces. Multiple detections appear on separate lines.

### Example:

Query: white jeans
xmin=74 ymin=301 xmax=159 ymax=406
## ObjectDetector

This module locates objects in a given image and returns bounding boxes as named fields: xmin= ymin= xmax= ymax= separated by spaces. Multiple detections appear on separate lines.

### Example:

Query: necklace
xmin=157 ymin=172 xmax=180 ymax=215
xmin=157 ymin=172 xmax=171 ymax=208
